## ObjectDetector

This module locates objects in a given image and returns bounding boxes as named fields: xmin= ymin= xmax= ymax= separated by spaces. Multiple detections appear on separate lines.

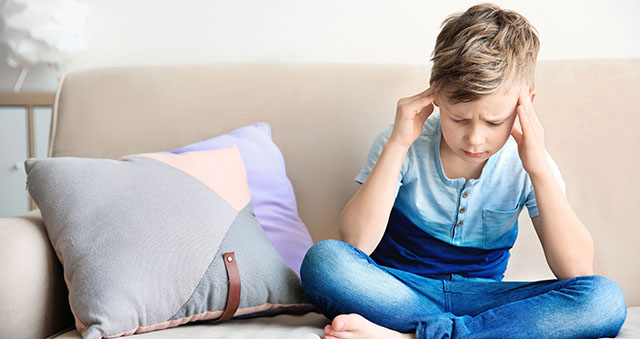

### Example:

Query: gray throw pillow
xmin=25 ymin=146 xmax=313 ymax=338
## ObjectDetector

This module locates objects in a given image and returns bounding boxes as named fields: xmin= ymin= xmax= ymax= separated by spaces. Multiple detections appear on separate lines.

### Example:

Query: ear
xmin=530 ymin=89 xmax=536 ymax=103
xmin=432 ymin=92 xmax=440 ymax=108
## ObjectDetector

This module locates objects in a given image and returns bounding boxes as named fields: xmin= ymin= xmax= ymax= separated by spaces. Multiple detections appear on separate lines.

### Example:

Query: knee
xmin=576 ymin=275 xmax=628 ymax=333
xmin=590 ymin=275 xmax=627 ymax=321
xmin=300 ymin=239 xmax=359 ymax=288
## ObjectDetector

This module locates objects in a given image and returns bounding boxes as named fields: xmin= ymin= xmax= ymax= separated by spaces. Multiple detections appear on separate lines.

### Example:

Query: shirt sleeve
xmin=354 ymin=124 xmax=408 ymax=198
xmin=525 ymin=150 xmax=566 ymax=218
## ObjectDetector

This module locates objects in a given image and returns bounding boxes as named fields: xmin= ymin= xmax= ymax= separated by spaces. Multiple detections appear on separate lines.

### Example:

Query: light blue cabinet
xmin=0 ymin=106 xmax=51 ymax=217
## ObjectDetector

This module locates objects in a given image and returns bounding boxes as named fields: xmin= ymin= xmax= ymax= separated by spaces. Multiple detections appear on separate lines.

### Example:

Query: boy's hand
xmin=389 ymin=87 xmax=435 ymax=149
xmin=511 ymin=90 xmax=550 ymax=178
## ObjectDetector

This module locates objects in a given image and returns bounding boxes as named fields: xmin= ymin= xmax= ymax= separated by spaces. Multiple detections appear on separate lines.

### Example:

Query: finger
xmin=519 ymin=91 xmax=543 ymax=131
xmin=518 ymin=91 xmax=532 ymax=117
xmin=526 ymin=102 xmax=544 ymax=134
xmin=399 ymin=88 xmax=434 ymax=116
xmin=511 ymin=116 xmax=523 ymax=144
xmin=418 ymin=100 xmax=434 ymax=114
xmin=519 ymin=89 xmax=532 ymax=106
xmin=411 ymin=87 xmax=433 ymax=99
xmin=408 ymin=87 xmax=434 ymax=105
xmin=406 ymin=97 xmax=434 ymax=116
xmin=415 ymin=91 xmax=436 ymax=110
xmin=416 ymin=103 xmax=434 ymax=123
xmin=516 ymin=104 xmax=532 ymax=137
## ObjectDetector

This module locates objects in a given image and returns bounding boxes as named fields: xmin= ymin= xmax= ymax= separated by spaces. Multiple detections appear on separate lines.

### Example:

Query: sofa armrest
xmin=0 ymin=209 xmax=74 ymax=339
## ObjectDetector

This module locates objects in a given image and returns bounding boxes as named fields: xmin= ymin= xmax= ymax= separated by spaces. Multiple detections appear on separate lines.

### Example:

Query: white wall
xmin=1 ymin=0 xmax=639 ymax=91
xmin=0 ymin=0 xmax=638 ymax=217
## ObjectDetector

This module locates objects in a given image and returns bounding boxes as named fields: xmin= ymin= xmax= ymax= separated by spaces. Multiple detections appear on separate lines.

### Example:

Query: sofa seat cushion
xmin=50 ymin=307 xmax=640 ymax=339
xmin=50 ymin=312 xmax=329 ymax=339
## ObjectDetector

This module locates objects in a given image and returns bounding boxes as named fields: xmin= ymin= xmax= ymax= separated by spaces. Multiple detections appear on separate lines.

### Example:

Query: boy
xmin=300 ymin=3 xmax=627 ymax=339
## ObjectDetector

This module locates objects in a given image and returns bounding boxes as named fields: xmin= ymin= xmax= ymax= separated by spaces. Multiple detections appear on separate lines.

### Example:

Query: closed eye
xmin=451 ymin=119 xmax=504 ymax=127
xmin=453 ymin=119 xmax=503 ymax=127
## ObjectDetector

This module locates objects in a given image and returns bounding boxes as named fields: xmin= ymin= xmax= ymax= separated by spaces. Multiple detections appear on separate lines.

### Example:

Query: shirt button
xmin=462 ymin=192 xmax=469 ymax=198
xmin=459 ymin=207 xmax=466 ymax=214
xmin=457 ymin=221 xmax=463 ymax=227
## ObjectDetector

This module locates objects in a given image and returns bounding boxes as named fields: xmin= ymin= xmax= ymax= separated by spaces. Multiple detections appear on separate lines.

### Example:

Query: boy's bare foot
xmin=323 ymin=313 xmax=416 ymax=339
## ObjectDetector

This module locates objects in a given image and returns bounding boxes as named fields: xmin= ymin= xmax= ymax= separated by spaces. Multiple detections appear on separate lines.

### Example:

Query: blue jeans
xmin=300 ymin=239 xmax=627 ymax=339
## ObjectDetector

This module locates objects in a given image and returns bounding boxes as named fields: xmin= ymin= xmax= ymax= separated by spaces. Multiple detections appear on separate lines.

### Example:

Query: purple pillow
xmin=170 ymin=123 xmax=313 ymax=276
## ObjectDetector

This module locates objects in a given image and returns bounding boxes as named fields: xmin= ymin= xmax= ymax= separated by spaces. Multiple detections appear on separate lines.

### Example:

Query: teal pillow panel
xmin=24 ymin=146 xmax=313 ymax=338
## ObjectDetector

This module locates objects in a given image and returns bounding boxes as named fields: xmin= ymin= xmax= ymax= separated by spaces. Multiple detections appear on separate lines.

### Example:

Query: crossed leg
xmin=300 ymin=240 xmax=627 ymax=339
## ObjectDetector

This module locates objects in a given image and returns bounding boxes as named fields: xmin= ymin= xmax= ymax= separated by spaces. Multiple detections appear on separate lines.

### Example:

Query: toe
xmin=324 ymin=325 xmax=343 ymax=339
xmin=332 ymin=317 xmax=344 ymax=330
xmin=339 ymin=313 xmax=365 ymax=331
xmin=333 ymin=314 xmax=354 ymax=330
xmin=325 ymin=330 xmax=352 ymax=339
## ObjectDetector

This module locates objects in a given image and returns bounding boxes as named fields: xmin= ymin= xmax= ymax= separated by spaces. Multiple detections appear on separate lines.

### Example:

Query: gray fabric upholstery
xmin=24 ymin=150 xmax=310 ymax=338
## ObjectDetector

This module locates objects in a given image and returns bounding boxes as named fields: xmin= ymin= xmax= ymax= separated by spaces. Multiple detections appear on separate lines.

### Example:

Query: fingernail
xmin=336 ymin=320 xmax=344 ymax=329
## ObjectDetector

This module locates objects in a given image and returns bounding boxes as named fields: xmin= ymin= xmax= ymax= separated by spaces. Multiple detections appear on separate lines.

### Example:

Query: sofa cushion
xmin=25 ymin=146 xmax=312 ymax=339
xmin=169 ymin=122 xmax=313 ymax=276
xmin=49 ymin=312 xmax=330 ymax=339
xmin=50 ymin=307 xmax=640 ymax=339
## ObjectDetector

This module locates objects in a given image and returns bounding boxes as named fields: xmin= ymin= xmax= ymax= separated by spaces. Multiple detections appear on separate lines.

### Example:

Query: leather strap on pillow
xmin=213 ymin=252 xmax=241 ymax=322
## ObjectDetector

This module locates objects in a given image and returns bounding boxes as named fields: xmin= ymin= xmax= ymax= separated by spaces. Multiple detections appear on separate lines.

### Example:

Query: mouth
xmin=464 ymin=150 xmax=486 ymax=157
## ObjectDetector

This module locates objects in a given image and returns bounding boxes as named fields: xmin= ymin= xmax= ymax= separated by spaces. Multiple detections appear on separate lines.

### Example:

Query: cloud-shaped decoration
xmin=0 ymin=0 xmax=89 ymax=68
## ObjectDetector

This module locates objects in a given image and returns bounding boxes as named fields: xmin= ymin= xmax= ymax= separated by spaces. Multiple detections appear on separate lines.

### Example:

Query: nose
xmin=465 ymin=123 xmax=486 ymax=149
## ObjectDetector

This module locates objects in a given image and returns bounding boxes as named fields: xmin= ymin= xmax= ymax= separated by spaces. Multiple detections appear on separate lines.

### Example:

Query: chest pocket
xmin=482 ymin=206 xmax=520 ymax=249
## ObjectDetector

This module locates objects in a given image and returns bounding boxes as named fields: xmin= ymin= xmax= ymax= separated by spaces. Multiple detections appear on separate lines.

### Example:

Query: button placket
xmin=452 ymin=190 xmax=470 ymax=242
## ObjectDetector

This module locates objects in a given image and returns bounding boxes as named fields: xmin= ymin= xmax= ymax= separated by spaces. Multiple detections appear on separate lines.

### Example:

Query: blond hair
xmin=429 ymin=3 xmax=540 ymax=104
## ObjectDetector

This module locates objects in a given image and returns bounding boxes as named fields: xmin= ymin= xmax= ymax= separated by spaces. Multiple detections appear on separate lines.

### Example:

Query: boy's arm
xmin=530 ymin=171 xmax=594 ymax=280
xmin=339 ymin=88 xmax=435 ymax=255
xmin=339 ymin=141 xmax=410 ymax=255
xmin=512 ymin=89 xmax=594 ymax=280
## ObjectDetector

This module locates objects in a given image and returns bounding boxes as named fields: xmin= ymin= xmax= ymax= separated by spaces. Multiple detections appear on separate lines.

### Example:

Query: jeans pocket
xmin=482 ymin=206 xmax=520 ymax=249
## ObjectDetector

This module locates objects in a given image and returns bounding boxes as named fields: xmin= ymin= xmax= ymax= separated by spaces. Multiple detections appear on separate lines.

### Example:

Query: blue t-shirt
xmin=354 ymin=112 xmax=565 ymax=281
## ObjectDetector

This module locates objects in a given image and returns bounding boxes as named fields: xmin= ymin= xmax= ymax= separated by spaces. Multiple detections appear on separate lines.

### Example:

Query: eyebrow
xmin=450 ymin=111 xmax=513 ymax=123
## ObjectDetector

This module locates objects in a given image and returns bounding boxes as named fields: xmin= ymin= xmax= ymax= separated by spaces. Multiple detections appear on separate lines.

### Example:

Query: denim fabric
xmin=301 ymin=240 xmax=627 ymax=339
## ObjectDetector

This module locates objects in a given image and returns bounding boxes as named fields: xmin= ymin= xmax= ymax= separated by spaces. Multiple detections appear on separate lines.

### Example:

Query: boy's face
xmin=434 ymin=87 xmax=535 ymax=164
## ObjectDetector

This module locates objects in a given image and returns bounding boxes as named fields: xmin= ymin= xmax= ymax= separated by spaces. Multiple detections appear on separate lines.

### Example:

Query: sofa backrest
xmin=49 ymin=61 xmax=640 ymax=305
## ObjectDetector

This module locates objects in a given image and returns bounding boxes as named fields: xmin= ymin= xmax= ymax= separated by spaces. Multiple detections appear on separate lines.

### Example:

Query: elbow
xmin=337 ymin=209 xmax=380 ymax=256
xmin=556 ymin=242 xmax=595 ymax=279
xmin=555 ymin=262 xmax=595 ymax=280
xmin=351 ymin=242 xmax=375 ymax=257
xmin=557 ymin=269 xmax=594 ymax=280
xmin=338 ymin=225 xmax=375 ymax=256
xmin=574 ymin=263 xmax=595 ymax=277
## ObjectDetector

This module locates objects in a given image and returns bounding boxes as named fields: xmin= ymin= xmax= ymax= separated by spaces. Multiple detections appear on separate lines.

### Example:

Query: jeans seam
xmin=443 ymin=280 xmax=451 ymax=313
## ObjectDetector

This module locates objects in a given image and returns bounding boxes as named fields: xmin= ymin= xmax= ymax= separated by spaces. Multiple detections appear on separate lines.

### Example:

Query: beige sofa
xmin=1 ymin=60 xmax=638 ymax=339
